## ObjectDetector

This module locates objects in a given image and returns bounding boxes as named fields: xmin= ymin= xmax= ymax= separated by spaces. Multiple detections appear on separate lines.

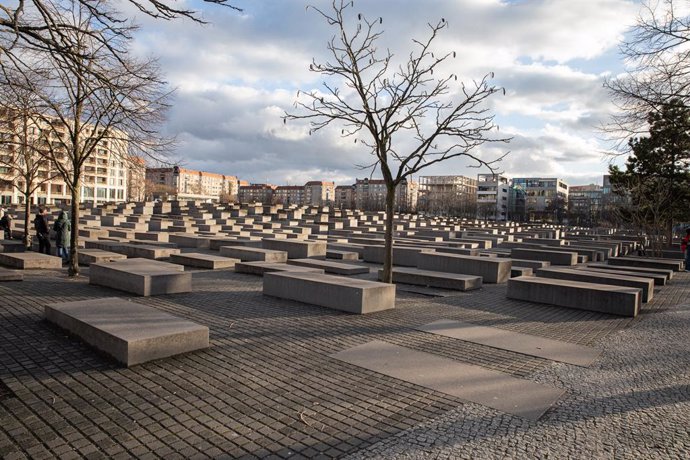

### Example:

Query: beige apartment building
xmin=146 ymin=167 xmax=239 ymax=202
xmin=418 ymin=175 xmax=478 ymax=216
xmin=304 ymin=181 xmax=335 ymax=206
xmin=353 ymin=178 xmax=418 ymax=211
xmin=0 ymin=109 xmax=135 ymax=205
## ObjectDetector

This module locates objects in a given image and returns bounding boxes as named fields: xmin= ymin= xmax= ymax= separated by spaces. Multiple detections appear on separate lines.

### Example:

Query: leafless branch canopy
xmin=604 ymin=0 xmax=690 ymax=150
xmin=285 ymin=0 xmax=510 ymax=187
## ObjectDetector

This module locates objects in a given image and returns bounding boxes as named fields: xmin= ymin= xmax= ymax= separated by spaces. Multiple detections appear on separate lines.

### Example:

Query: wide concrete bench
xmin=0 ymin=252 xmax=62 ymax=269
xmin=168 ymin=234 xmax=211 ymax=249
xmin=587 ymin=262 xmax=674 ymax=281
xmin=235 ymin=261 xmax=324 ymax=276
xmin=417 ymin=252 xmax=511 ymax=283
xmin=0 ymin=240 xmax=27 ymax=253
xmin=326 ymin=249 xmax=359 ymax=261
xmin=581 ymin=266 xmax=667 ymax=286
xmin=607 ymin=256 xmax=683 ymax=272
xmin=510 ymin=248 xmax=578 ymax=266
xmin=507 ymin=276 xmax=640 ymax=317
xmin=0 ymin=267 xmax=23 ymax=281
xmin=85 ymin=241 xmax=181 ymax=260
xmin=78 ymin=249 xmax=127 ymax=266
xmin=89 ymin=258 xmax=192 ymax=296
xmin=220 ymin=246 xmax=288 ymax=263
xmin=45 ymin=297 xmax=208 ymax=367
xmin=169 ymin=253 xmax=239 ymax=269
xmin=287 ymin=258 xmax=370 ymax=275
xmin=262 ymin=239 xmax=326 ymax=259
xmin=363 ymin=245 xmax=434 ymax=267
xmin=511 ymin=267 xmax=533 ymax=277
xmin=378 ymin=267 xmax=482 ymax=291
xmin=536 ymin=267 xmax=654 ymax=302
xmin=264 ymin=271 xmax=395 ymax=314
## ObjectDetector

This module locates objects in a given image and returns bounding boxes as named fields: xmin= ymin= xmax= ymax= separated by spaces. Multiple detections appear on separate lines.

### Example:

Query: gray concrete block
xmin=169 ymin=253 xmax=239 ymax=269
xmin=261 ymin=239 xmax=327 ymax=259
xmin=417 ymin=252 xmax=512 ymax=283
xmin=0 ymin=252 xmax=62 ymax=269
xmin=287 ymin=258 xmax=370 ymax=275
xmin=537 ymin=267 xmax=654 ymax=302
xmin=378 ymin=267 xmax=482 ymax=291
xmin=45 ymin=297 xmax=208 ymax=367
xmin=510 ymin=248 xmax=578 ymax=266
xmin=89 ymin=258 xmax=191 ymax=296
xmin=507 ymin=276 xmax=640 ymax=317
xmin=235 ymin=261 xmax=324 ymax=276
xmin=263 ymin=271 xmax=395 ymax=314
xmin=220 ymin=246 xmax=288 ymax=262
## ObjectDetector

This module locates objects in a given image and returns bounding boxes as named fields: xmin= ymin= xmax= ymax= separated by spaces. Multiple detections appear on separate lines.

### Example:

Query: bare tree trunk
xmin=68 ymin=182 xmax=80 ymax=276
xmin=382 ymin=185 xmax=396 ymax=284
xmin=23 ymin=191 xmax=31 ymax=249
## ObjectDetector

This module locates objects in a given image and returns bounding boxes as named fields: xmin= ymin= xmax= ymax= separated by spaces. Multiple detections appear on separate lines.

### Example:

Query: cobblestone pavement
xmin=0 ymin=266 xmax=688 ymax=459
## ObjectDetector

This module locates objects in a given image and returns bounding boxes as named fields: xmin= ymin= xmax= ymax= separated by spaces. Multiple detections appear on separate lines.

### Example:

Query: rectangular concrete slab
xmin=378 ymin=267 xmax=482 ymax=291
xmin=264 ymin=272 xmax=395 ymax=314
xmin=287 ymin=258 xmax=370 ymax=275
xmin=169 ymin=253 xmax=238 ymax=269
xmin=235 ymin=261 xmax=324 ymax=276
xmin=45 ymin=297 xmax=209 ymax=367
xmin=416 ymin=319 xmax=601 ymax=367
xmin=331 ymin=340 xmax=563 ymax=420
xmin=0 ymin=252 xmax=62 ymax=269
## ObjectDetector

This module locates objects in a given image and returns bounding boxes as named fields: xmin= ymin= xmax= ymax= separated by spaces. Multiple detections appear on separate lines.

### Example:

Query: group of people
xmin=33 ymin=208 xmax=71 ymax=263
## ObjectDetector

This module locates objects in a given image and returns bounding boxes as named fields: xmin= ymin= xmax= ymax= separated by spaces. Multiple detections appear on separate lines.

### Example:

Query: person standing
xmin=34 ymin=208 xmax=50 ymax=255
xmin=682 ymin=228 xmax=690 ymax=272
xmin=53 ymin=211 xmax=71 ymax=263
xmin=0 ymin=212 xmax=12 ymax=240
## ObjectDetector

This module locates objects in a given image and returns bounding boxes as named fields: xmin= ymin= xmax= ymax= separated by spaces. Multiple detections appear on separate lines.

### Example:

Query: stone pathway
xmin=0 ymin=268 xmax=688 ymax=459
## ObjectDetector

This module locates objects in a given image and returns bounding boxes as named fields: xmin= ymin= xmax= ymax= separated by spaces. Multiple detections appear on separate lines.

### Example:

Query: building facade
xmin=274 ymin=185 xmax=304 ymax=206
xmin=568 ymin=184 xmax=603 ymax=226
xmin=238 ymin=184 xmax=276 ymax=204
xmin=0 ymin=110 xmax=133 ymax=205
xmin=512 ymin=177 xmax=569 ymax=222
xmin=476 ymin=174 xmax=510 ymax=221
xmin=418 ymin=175 xmax=478 ymax=217
xmin=146 ymin=167 xmax=239 ymax=202
xmin=353 ymin=178 xmax=418 ymax=212
xmin=335 ymin=185 xmax=355 ymax=209
xmin=304 ymin=181 xmax=335 ymax=206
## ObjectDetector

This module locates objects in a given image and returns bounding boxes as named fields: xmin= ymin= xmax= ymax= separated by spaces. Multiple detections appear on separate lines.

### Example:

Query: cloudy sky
xmin=128 ymin=0 xmax=640 ymax=187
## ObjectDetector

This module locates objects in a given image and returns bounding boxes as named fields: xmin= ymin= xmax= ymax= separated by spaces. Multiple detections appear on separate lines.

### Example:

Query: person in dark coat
xmin=34 ymin=208 xmax=50 ymax=255
xmin=0 ymin=212 xmax=12 ymax=240
xmin=53 ymin=211 xmax=71 ymax=263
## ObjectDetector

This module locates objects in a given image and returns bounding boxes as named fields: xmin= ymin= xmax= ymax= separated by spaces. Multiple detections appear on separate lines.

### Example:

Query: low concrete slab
xmin=0 ymin=267 xmax=23 ymax=281
xmin=363 ymin=245 xmax=434 ymax=267
xmin=416 ymin=319 xmax=601 ymax=367
xmin=45 ymin=297 xmax=208 ymax=367
xmin=326 ymin=249 xmax=359 ymax=261
xmin=507 ymin=276 xmax=641 ymax=317
xmin=607 ymin=256 xmax=683 ymax=272
xmin=510 ymin=248 xmax=578 ymax=266
xmin=169 ymin=253 xmax=239 ymax=269
xmin=287 ymin=258 xmax=369 ymax=275
xmin=378 ymin=267 xmax=482 ymax=291
xmin=219 ymin=246 xmax=288 ymax=263
xmin=0 ymin=252 xmax=62 ymax=269
xmin=417 ymin=252 xmax=512 ymax=283
xmin=235 ymin=261 xmax=324 ymax=276
xmin=511 ymin=267 xmax=533 ymax=277
xmin=264 ymin=271 xmax=395 ymax=314
xmin=537 ymin=267 xmax=655 ymax=303
xmin=586 ymin=263 xmax=673 ymax=281
xmin=78 ymin=249 xmax=127 ymax=266
xmin=331 ymin=340 xmax=563 ymax=420
xmin=581 ymin=266 xmax=667 ymax=286
xmin=262 ymin=239 xmax=327 ymax=259
xmin=0 ymin=240 xmax=26 ymax=253
xmin=89 ymin=258 xmax=191 ymax=296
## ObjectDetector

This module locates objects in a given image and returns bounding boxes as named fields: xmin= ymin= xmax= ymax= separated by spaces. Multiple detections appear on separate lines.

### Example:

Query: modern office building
xmin=511 ymin=177 xmax=569 ymax=222
xmin=569 ymin=184 xmax=603 ymax=226
xmin=476 ymin=173 xmax=510 ymax=221
xmin=418 ymin=175 xmax=477 ymax=216
xmin=146 ymin=167 xmax=239 ymax=202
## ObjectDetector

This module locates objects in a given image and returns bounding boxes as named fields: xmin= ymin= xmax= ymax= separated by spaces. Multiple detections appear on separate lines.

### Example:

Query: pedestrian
xmin=682 ymin=228 xmax=690 ymax=272
xmin=34 ymin=208 xmax=50 ymax=255
xmin=0 ymin=212 xmax=12 ymax=240
xmin=53 ymin=211 xmax=71 ymax=263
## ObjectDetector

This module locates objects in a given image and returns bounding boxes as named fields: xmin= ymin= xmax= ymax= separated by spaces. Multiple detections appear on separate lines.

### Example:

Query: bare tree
xmin=286 ymin=1 xmax=510 ymax=282
xmin=0 ymin=0 xmax=241 ymax=87
xmin=604 ymin=0 xmax=690 ymax=148
xmin=0 ymin=69 xmax=63 ymax=247
xmin=3 ymin=3 xmax=173 ymax=276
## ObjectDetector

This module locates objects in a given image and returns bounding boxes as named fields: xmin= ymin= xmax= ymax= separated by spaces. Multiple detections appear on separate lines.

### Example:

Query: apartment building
xmin=335 ymin=185 xmax=355 ymax=209
xmin=238 ymin=183 xmax=276 ymax=204
xmin=146 ymin=166 xmax=239 ymax=202
xmin=476 ymin=174 xmax=510 ymax=221
xmin=418 ymin=175 xmax=478 ymax=216
xmin=304 ymin=181 xmax=335 ymax=206
xmin=0 ymin=110 xmax=132 ymax=205
xmin=353 ymin=178 xmax=418 ymax=212
xmin=274 ymin=185 xmax=304 ymax=205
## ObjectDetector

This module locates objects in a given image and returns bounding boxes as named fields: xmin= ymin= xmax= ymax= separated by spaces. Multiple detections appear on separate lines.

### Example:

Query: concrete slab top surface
xmin=416 ymin=319 xmax=601 ymax=367
xmin=331 ymin=340 xmax=563 ymax=421
xmin=46 ymin=297 xmax=208 ymax=341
